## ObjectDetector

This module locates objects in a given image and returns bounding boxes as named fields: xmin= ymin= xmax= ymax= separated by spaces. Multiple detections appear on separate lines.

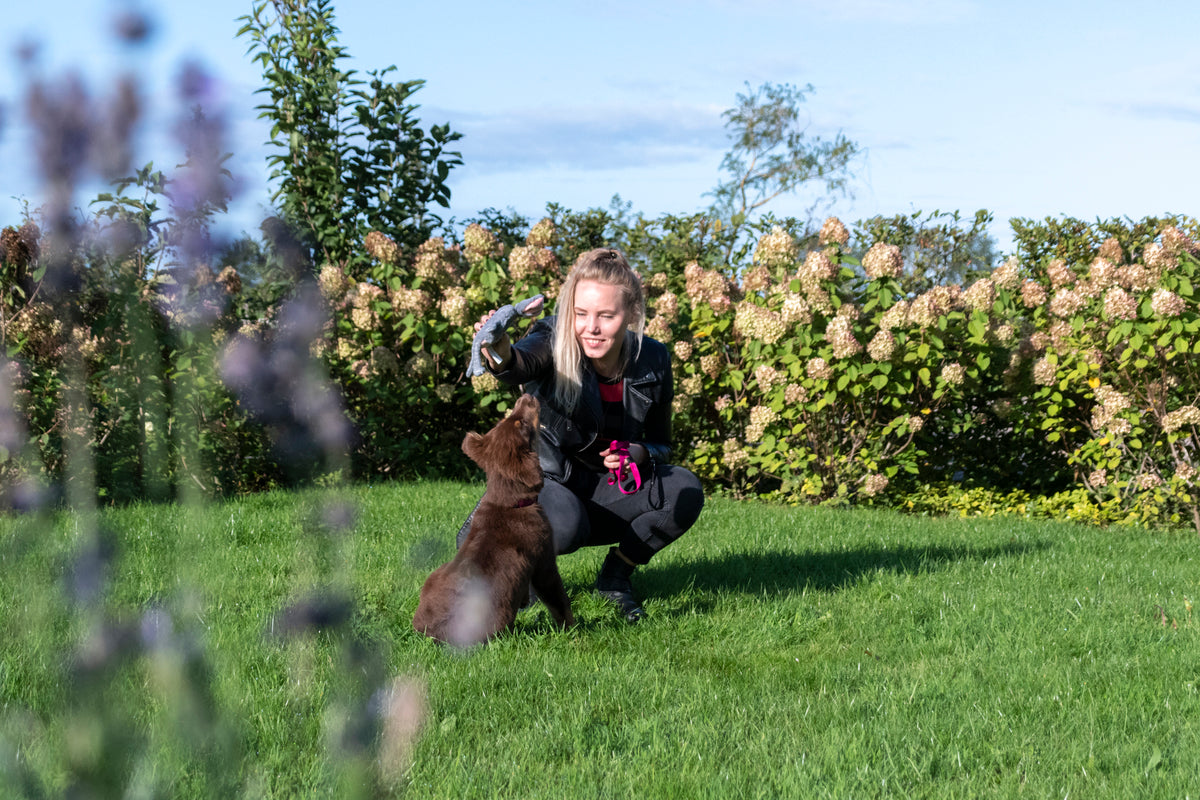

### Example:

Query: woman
xmin=469 ymin=247 xmax=704 ymax=622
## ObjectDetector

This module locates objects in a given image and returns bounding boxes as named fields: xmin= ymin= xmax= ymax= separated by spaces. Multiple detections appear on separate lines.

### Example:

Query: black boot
xmin=595 ymin=547 xmax=646 ymax=623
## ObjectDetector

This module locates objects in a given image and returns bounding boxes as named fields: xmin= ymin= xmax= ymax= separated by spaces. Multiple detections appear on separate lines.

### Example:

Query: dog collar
xmin=514 ymin=498 xmax=536 ymax=508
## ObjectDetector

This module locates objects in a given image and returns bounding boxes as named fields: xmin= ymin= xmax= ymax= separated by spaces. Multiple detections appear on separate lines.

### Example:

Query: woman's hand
xmin=474 ymin=310 xmax=512 ymax=368
xmin=601 ymin=443 xmax=648 ymax=475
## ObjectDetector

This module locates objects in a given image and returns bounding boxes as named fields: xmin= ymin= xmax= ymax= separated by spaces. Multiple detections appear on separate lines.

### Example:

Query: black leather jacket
xmin=489 ymin=316 xmax=674 ymax=483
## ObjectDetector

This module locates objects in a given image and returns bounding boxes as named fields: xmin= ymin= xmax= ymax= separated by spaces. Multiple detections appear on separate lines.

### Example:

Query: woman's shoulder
xmin=632 ymin=333 xmax=671 ymax=374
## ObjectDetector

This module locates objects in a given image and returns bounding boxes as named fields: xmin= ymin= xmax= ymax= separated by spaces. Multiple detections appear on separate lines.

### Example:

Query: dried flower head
xmin=1102 ymin=287 xmax=1137 ymax=321
xmin=1045 ymin=259 xmax=1075 ymax=288
xmin=867 ymin=329 xmax=895 ymax=362
xmin=391 ymin=286 xmax=434 ymax=317
xmin=799 ymin=250 xmax=838 ymax=285
xmin=673 ymin=340 xmax=694 ymax=362
xmin=1151 ymin=289 xmax=1185 ymax=318
xmin=721 ymin=438 xmax=750 ymax=470
xmin=754 ymin=364 xmax=785 ymax=392
xmin=1091 ymin=384 xmax=1132 ymax=434
xmin=684 ymin=261 xmax=733 ymax=314
xmin=940 ymin=362 xmax=965 ymax=386
xmin=878 ymin=299 xmax=909 ymax=330
xmin=1135 ymin=473 xmax=1163 ymax=491
xmin=861 ymin=242 xmax=903 ymax=280
xmin=216 ymin=265 xmax=242 ymax=295
xmin=645 ymin=314 xmax=672 ymax=342
xmin=745 ymin=405 xmax=779 ymax=441
xmin=471 ymin=371 xmax=500 ymax=394
xmin=1115 ymin=264 xmax=1153 ymax=292
xmin=654 ymin=291 xmax=680 ymax=322
xmin=1 ymin=223 xmax=41 ymax=279
xmin=1098 ymin=238 xmax=1124 ymax=264
xmin=318 ymin=263 xmax=351 ymax=302
xmin=990 ymin=323 xmax=1017 ymax=347
xmin=438 ymin=287 xmax=471 ymax=327
xmin=991 ymin=257 xmax=1021 ymax=290
xmin=526 ymin=217 xmax=555 ymax=248
xmin=780 ymin=292 xmax=812 ymax=325
xmin=754 ymin=225 xmax=798 ymax=268
xmin=1162 ymin=405 xmax=1200 ymax=433
xmin=1032 ymin=357 xmax=1057 ymax=386
xmin=1144 ymin=242 xmax=1173 ymax=271
xmin=463 ymin=223 xmax=504 ymax=267
xmin=1161 ymin=225 xmax=1197 ymax=257
xmin=1020 ymin=279 xmax=1047 ymax=309
xmin=406 ymin=351 xmax=435 ymax=379
xmin=806 ymin=357 xmax=833 ymax=381
xmin=741 ymin=264 xmax=772 ymax=294
xmin=1049 ymin=288 xmax=1085 ymax=319
xmin=964 ymin=278 xmax=996 ymax=312
xmin=1089 ymin=258 xmax=1119 ymax=292
xmin=350 ymin=306 xmax=378 ymax=332
xmin=412 ymin=238 xmax=460 ymax=287
xmin=862 ymin=473 xmax=889 ymax=497
xmin=734 ymin=302 xmax=786 ymax=344
xmin=364 ymin=231 xmax=400 ymax=265
xmin=818 ymin=216 xmax=850 ymax=247
xmin=825 ymin=314 xmax=862 ymax=359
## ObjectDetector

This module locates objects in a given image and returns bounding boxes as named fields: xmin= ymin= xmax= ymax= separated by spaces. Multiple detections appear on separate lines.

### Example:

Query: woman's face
xmin=573 ymin=279 xmax=628 ymax=374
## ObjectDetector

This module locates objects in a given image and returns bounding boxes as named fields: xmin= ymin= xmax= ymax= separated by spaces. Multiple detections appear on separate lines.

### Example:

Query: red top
xmin=598 ymin=380 xmax=624 ymax=404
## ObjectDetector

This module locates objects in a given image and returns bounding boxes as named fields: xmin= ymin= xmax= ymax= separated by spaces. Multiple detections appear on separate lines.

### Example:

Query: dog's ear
xmin=462 ymin=431 xmax=486 ymax=466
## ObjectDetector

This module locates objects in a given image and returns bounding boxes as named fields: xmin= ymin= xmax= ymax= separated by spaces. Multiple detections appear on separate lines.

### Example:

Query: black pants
xmin=457 ymin=462 xmax=704 ymax=566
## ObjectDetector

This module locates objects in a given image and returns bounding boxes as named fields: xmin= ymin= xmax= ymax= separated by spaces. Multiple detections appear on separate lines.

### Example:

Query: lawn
xmin=2 ymin=482 xmax=1198 ymax=797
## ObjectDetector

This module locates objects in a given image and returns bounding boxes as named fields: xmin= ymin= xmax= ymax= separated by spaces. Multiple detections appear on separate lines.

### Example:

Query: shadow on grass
xmin=643 ymin=539 xmax=1049 ymax=604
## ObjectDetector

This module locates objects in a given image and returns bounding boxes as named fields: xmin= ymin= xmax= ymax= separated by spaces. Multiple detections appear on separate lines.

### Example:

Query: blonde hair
xmin=551 ymin=248 xmax=645 ymax=413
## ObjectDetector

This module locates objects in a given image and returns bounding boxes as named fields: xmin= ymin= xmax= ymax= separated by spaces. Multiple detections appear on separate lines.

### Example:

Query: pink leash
xmin=607 ymin=440 xmax=642 ymax=494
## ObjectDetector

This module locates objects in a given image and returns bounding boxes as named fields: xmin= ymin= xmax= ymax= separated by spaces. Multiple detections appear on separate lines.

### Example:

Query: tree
xmin=853 ymin=209 xmax=999 ymax=296
xmin=709 ymin=81 xmax=860 ymax=262
xmin=237 ymin=0 xmax=462 ymax=271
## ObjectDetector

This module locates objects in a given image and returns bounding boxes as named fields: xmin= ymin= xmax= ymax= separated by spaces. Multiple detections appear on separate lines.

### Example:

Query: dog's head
xmin=462 ymin=394 xmax=542 ymax=490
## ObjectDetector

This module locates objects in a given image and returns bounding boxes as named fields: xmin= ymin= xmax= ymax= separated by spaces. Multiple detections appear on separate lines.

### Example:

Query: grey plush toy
xmin=467 ymin=294 xmax=545 ymax=377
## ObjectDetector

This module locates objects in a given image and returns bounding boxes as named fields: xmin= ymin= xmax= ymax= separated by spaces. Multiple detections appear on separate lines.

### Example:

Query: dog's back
xmin=413 ymin=501 xmax=546 ymax=645
xmin=413 ymin=395 xmax=573 ymax=646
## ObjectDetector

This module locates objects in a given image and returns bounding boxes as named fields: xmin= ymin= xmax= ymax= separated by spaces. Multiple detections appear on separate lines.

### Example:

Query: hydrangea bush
xmin=4 ymin=209 xmax=1200 ymax=532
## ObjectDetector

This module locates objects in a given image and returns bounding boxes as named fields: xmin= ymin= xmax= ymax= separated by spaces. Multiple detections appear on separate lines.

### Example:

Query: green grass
xmin=3 ymin=482 xmax=1199 ymax=797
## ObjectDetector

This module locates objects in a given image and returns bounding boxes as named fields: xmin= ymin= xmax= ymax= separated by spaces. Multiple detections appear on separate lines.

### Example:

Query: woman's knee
xmin=658 ymin=465 xmax=704 ymax=535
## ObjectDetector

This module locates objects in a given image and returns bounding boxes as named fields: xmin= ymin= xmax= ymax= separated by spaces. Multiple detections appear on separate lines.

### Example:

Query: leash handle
xmin=607 ymin=440 xmax=642 ymax=494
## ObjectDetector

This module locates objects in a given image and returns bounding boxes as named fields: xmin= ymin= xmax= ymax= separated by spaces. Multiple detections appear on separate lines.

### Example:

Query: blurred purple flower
xmin=221 ymin=286 xmax=355 ymax=473
xmin=113 ymin=9 xmax=155 ymax=44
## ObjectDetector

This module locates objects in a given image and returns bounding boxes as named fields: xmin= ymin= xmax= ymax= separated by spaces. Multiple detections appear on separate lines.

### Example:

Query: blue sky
xmin=3 ymin=0 xmax=1199 ymax=255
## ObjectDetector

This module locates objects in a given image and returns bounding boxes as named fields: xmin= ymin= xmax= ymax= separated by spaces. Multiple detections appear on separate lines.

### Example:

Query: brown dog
xmin=413 ymin=394 xmax=574 ymax=646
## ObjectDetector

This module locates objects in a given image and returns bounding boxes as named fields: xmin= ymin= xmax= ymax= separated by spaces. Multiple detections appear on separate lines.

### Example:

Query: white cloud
xmin=435 ymin=102 xmax=728 ymax=174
